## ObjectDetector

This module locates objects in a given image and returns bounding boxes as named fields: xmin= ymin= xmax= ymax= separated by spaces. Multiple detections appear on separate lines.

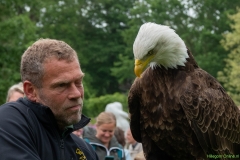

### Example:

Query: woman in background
xmin=6 ymin=82 xmax=24 ymax=102
xmin=83 ymin=112 xmax=125 ymax=160
xmin=125 ymin=128 xmax=143 ymax=160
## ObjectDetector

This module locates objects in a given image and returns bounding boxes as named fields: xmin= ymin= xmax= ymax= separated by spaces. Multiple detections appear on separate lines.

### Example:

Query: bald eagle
xmin=128 ymin=22 xmax=240 ymax=160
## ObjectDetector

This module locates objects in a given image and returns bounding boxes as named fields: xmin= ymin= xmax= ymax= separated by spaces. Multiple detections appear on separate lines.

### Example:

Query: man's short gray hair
xmin=21 ymin=38 xmax=79 ymax=88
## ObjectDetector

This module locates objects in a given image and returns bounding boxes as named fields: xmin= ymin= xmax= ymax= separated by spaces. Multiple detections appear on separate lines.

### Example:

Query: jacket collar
xmin=19 ymin=97 xmax=91 ymax=133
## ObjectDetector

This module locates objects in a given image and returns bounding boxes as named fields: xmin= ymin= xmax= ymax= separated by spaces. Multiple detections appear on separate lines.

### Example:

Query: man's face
xmin=96 ymin=123 xmax=116 ymax=146
xmin=35 ymin=57 xmax=84 ymax=129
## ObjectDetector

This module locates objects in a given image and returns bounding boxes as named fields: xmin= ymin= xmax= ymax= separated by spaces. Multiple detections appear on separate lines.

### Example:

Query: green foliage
xmin=37 ymin=0 xmax=136 ymax=97
xmin=217 ymin=8 xmax=240 ymax=106
xmin=184 ymin=0 xmax=240 ymax=77
xmin=83 ymin=92 xmax=128 ymax=118
xmin=195 ymin=52 xmax=221 ymax=78
xmin=111 ymin=54 xmax=135 ymax=91
xmin=0 ymin=12 xmax=37 ymax=104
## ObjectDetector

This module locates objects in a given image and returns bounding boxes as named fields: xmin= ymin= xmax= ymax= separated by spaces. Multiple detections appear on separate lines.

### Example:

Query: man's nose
xmin=68 ymin=83 xmax=82 ymax=99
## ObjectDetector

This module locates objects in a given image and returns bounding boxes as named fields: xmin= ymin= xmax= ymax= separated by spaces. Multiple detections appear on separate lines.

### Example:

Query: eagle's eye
xmin=147 ymin=49 xmax=154 ymax=56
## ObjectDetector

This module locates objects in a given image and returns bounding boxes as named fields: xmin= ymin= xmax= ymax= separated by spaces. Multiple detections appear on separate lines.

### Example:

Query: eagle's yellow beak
xmin=134 ymin=59 xmax=144 ymax=77
xmin=134 ymin=55 xmax=154 ymax=77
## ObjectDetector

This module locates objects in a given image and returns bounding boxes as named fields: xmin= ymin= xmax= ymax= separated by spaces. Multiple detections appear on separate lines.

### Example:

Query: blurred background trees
xmin=217 ymin=8 xmax=240 ymax=106
xmin=0 ymin=0 xmax=240 ymax=117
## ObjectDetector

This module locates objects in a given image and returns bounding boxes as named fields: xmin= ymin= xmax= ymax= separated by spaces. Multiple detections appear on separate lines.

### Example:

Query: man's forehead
xmin=43 ymin=55 xmax=78 ymax=63
xmin=42 ymin=58 xmax=83 ymax=80
xmin=51 ymin=71 xmax=84 ymax=83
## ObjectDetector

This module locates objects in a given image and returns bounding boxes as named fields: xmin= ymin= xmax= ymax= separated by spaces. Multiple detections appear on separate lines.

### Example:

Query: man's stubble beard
xmin=38 ymin=89 xmax=83 ymax=129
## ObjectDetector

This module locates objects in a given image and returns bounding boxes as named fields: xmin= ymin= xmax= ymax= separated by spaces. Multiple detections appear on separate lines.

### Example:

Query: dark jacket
xmin=0 ymin=98 xmax=99 ymax=160
xmin=83 ymin=126 xmax=125 ymax=160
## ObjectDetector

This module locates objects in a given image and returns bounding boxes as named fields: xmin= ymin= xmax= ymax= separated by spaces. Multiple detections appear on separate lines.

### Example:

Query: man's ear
xmin=23 ymin=81 xmax=37 ymax=102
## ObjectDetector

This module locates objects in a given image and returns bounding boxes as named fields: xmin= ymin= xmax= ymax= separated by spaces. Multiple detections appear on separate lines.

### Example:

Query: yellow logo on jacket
xmin=76 ymin=148 xmax=86 ymax=160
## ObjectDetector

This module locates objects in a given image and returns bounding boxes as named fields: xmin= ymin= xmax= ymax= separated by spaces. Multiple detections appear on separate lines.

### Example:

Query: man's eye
xmin=75 ymin=81 xmax=83 ymax=87
xmin=58 ymin=83 xmax=67 ymax=87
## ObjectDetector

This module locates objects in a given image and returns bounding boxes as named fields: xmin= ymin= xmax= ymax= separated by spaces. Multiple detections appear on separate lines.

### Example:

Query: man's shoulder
xmin=0 ymin=99 xmax=37 ymax=130
xmin=0 ymin=99 xmax=29 ymax=116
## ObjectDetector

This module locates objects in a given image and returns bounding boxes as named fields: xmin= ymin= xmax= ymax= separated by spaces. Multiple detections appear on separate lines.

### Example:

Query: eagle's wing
xmin=180 ymin=69 xmax=240 ymax=155
xmin=128 ymin=78 xmax=142 ymax=142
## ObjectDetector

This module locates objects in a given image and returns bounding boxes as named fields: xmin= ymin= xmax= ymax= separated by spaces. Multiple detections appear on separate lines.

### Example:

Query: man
xmin=126 ymin=128 xmax=143 ymax=160
xmin=0 ymin=39 xmax=99 ymax=160
xmin=6 ymin=82 xmax=24 ymax=102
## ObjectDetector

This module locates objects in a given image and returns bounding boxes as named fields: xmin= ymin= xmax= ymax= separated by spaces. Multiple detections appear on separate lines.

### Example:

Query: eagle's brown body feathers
xmin=128 ymin=50 xmax=240 ymax=159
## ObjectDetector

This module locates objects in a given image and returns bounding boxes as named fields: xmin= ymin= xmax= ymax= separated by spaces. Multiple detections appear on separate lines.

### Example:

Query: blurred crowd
xmin=74 ymin=107 xmax=145 ymax=160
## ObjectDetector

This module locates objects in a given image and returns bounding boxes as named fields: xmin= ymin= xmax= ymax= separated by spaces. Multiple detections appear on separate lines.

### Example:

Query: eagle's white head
xmin=133 ymin=22 xmax=189 ymax=77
